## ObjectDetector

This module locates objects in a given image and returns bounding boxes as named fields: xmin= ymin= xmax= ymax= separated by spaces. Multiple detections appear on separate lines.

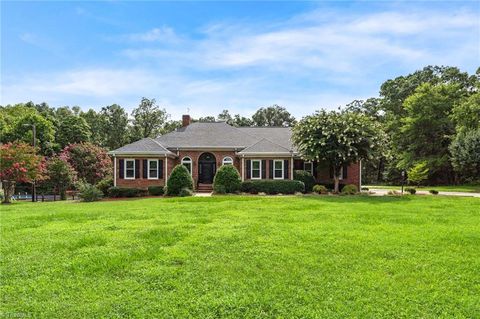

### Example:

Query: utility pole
xmin=23 ymin=123 xmax=37 ymax=202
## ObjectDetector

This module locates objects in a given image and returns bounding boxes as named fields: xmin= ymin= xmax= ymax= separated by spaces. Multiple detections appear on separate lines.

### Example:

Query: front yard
xmin=1 ymin=196 xmax=479 ymax=318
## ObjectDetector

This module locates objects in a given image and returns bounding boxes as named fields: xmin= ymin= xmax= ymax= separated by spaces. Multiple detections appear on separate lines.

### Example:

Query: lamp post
xmin=23 ymin=123 xmax=37 ymax=202
xmin=401 ymin=170 xmax=405 ymax=195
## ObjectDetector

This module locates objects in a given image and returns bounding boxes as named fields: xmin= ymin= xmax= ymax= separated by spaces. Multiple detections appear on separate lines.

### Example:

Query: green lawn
xmin=1 ymin=196 xmax=479 ymax=318
xmin=365 ymin=184 xmax=480 ymax=193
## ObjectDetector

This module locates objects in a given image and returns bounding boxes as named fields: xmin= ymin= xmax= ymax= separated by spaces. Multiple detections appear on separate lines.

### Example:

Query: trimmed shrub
xmin=241 ymin=180 xmax=305 ymax=195
xmin=429 ymin=189 xmax=439 ymax=195
xmin=179 ymin=187 xmax=193 ymax=197
xmin=148 ymin=186 xmax=164 ymax=196
xmin=78 ymin=183 xmax=103 ymax=202
xmin=341 ymin=184 xmax=358 ymax=195
xmin=166 ymin=165 xmax=194 ymax=196
xmin=405 ymin=187 xmax=416 ymax=195
xmin=313 ymin=184 xmax=328 ymax=194
xmin=213 ymin=165 xmax=241 ymax=193
xmin=213 ymin=184 xmax=226 ymax=194
xmin=108 ymin=187 xmax=145 ymax=198
xmin=96 ymin=177 xmax=113 ymax=196
xmin=293 ymin=170 xmax=316 ymax=192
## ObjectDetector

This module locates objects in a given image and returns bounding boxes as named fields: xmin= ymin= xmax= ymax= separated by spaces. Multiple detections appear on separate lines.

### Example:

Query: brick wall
xmin=115 ymin=157 xmax=168 ymax=189
xmin=315 ymin=162 xmax=360 ymax=189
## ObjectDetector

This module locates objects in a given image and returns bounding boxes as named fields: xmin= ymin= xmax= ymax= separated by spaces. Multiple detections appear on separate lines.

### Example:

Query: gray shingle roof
xmin=110 ymin=122 xmax=298 ymax=155
xmin=237 ymin=138 xmax=292 ymax=154
xmin=155 ymin=122 xmax=259 ymax=148
xmin=109 ymin=138 xmax=173 ymax=155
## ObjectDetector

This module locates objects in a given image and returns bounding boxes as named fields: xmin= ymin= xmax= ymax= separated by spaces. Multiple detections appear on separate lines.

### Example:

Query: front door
xmin=198 ymin=152 xmax=216 ymax=184
xmin=199 ymin=162 xmax=215 ymax=183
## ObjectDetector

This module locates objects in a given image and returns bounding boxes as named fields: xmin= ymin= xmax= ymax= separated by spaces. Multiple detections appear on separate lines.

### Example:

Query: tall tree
xmin=292 ymin=110 xmax=386 ymax=192
xmin=100 ymin=104 xmax=129 ymax=150
xmin=252 ymin=105 xmax=295 ymax=127
xmin=399 ymin=83 xmax=463 ymax=183
xmin=80 ymin=109 xmax=107 ymax=146
xmin=56 ymin=115 xmax=91 ymax=148
xmin=131 ymin=98 xmax=168 ymax=140
xmin=449 ymin=129 xmax=480 ymax=182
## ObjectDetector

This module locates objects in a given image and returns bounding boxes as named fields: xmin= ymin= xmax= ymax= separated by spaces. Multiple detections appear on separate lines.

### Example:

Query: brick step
xmin=197 ymin=184 xmax=213 ymax=192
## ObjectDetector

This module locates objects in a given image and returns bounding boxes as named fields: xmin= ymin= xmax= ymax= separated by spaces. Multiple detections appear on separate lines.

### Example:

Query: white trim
xmin=113 ymin=155 xmax=117 ymax=187
xmin=222 ymin=156 xmax=233 ymax=165
xmin=124 ymin=159 xmax=135 ymax=179
xmin=147 ymin=159 xmax=159 ymax=180
xmin=181 ymin=156 xmax=193 ymax=175
xmin=359 ymin=160 xmax=362 ymax=189
xmin=251 ymin=159 xmax=262 ymax=180
xmin=273 ymin=160 xmax=284 ymax=179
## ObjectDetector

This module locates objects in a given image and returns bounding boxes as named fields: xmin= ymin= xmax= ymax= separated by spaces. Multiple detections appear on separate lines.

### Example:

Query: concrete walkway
xmin=194 ymin=192 xmax=212 ymax=197
xmin=370 ymin=189 xmax=480 ymax=198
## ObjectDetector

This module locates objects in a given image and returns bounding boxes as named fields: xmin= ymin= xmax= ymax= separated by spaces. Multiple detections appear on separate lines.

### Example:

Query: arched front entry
xmin=198 ymin=152 xmax=216 ymax=184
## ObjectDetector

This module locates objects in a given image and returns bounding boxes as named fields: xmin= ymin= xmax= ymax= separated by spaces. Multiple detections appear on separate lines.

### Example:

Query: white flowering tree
xmin=292 ymin=110 xmax=386 ymax=193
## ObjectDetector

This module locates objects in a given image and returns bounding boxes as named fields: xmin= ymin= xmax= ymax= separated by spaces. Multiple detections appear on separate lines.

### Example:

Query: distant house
xmin=109 ymin=115 xmax=360 ymax=191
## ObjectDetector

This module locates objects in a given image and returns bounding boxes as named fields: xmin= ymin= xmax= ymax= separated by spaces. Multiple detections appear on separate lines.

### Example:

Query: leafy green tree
xmin=407 ymin=161 xmax=429 ymax=186
xmin=449 ymin=129 xmax=480 ymax=182
xmin=217 ymin=109 xmax=233 ymax=123
xmin=252 ymin=105 xmax=295 ymax=127
xmin=131 ymin=98 xmax=168 ymax=140
xmin=161 ymin=120 xmax=182 ymax=134
xmin=100 ymin=104 xmax=129 ymax=150
xmin=56 ymin=115 xmax=91 ymax=148
xmin=292 ymin=110 xmax=386 ymax=192
xmin=400 ymin=83 xmax=462 ymax=183
xmin=197 ymin=116 xmax=216 ymax=122
xmin=232 ymin=114 xmax=253 ymax=127
xmin=80 ymin=109 xmax=107 ymax=146
xmin=44 ymin=156 xmax=77 ymax=200
xmin=451 ymin=92 xmax=480 ymax=134
xmin=10 ymin=113 xmax=56 ymax=155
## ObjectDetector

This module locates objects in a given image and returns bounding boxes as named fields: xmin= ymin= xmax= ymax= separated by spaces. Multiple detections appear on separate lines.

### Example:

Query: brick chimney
xmin=182 ymin=114 xmax=191 ymax=127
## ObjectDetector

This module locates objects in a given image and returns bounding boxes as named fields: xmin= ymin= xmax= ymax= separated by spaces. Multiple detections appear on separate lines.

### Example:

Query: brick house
xmin=109 ymin=115 xmax=361 ymax=191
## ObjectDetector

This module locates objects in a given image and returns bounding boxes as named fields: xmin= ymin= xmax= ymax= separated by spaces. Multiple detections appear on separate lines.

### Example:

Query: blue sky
xmin=1 ymin=1 xmax=479 ymax=120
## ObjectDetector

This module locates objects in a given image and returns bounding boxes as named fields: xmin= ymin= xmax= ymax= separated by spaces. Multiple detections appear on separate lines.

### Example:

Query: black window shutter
xmin=119 ymin=159 xmax=124 ymax=179
xmin=343 ymin=165 xmax=348 ymax=179
xmin=313 ymin=161 xmax=318 ymax=179
xmin=269 ymin=160 xmax=273 ymax=179
xmin=284 ymin=160 xmax=289 ymax=179
xmin=246 ymin=160 xmax=251 ymax=179
xmin=261 ymin=160 xmax=266 ymax=179
xmin=135 ymin=159 xmax=140 ymax=179
xmin=158 ymin=160 xmax=164 ymax=179
xmin=329 ymin=166 xmax=334 ymax=179
xmin=143 ymin=159 xmax=148 ymax=179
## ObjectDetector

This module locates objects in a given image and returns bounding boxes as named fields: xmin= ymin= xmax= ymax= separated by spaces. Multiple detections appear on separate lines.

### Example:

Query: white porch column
xmin=290 ymin=156 xmax=294 ymax=180
xmin=113 ymin=155 xmax=117 ymax=187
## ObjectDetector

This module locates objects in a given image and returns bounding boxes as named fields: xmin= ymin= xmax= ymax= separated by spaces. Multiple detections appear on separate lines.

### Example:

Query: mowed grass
xmin=1 ymin=196 xmax=479 ymax=318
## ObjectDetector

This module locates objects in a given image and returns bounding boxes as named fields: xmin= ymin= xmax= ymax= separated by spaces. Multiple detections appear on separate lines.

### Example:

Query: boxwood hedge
xmin=241 ymin=180 xmax=304 ymax=195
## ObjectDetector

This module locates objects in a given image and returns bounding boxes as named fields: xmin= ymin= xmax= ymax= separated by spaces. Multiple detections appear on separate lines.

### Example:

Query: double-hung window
xmin=148 ymin=159 xmax=158 ymax=179
xmin=273 ymin=160 xmax=284 ymax=179
xmin=251 ymin=160 xmax=261 ymax=179
xmin=125 ymin=159 xmax=135 ymax=179
xmin=304 ymin=162 xmax=313 ymax=175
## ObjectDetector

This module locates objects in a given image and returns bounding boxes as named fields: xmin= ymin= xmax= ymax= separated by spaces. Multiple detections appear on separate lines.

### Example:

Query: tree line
xmin=1 ymin=64 xmax=479 ymax=187
xmin=0 ymin=99 xmax=297 ymax=155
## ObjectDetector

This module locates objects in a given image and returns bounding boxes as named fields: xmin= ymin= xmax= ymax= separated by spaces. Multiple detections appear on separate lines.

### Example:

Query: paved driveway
xmin=369 ymin=188 xmax=480 ymax=198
